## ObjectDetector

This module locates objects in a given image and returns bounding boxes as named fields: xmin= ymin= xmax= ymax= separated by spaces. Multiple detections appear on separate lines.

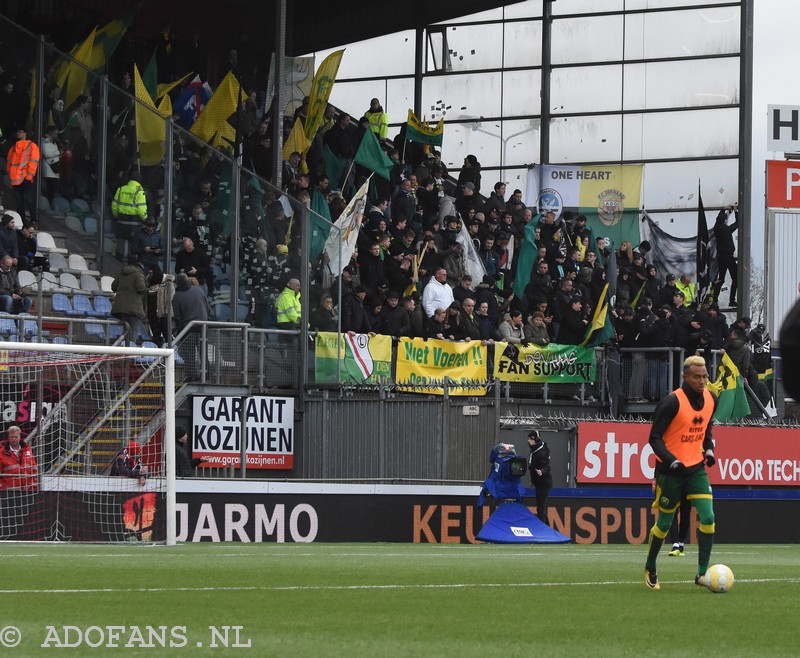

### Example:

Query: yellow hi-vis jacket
xmin=365 ymin=110 xmax=389 ymax=141
xmin=275 ymin=286 xmax=301 ymax=326
xmin=112 ymin=180 xmax=148 ymax=221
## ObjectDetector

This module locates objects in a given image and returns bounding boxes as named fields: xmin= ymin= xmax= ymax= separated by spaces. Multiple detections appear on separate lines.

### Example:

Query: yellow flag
xmin=134 ymin=64 xmax=169 ymax=165
xmin=157 ymin=72 xmax=193 ymax=101
xmin=190 ymin=71 xmax=246 ymax=145
xmin=282 ymin=118 xmax=312 ymax=161
xmin=58 ymin=28 xmax=96 ymax=108
xmin=304 ymin=49 xmax=344 ymax=141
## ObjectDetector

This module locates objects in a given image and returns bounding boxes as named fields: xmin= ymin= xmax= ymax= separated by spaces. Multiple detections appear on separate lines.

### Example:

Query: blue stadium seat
xmin=52 ymin=196 xmax=70 ymax=213
xmin=0 ymin=317 xmax=19 ymax=340
xmin=19 ymin=314 xmax=47 ymax=337
xmin=52 ymin=293 xmax=83 ymax=317
xmin=73 ymin=294 xmax=105 ymax=318
xmin=84 ymin=323 xmax=106 ymax=340
xmin=92 ymin=296 xmax=112 ymax=317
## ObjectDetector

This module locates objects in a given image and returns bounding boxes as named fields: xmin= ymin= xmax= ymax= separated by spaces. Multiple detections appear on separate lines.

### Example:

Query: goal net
xmin=0 ymin=341 xmax=176 ymax=544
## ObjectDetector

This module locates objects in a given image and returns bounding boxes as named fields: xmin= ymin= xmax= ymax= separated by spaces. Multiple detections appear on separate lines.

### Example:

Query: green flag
xmin=310 ymin=188 xmax=333 ymax=260
xmin=142 ymin=51 xmax=158 ymax=102
xmin=354 ymin=128 xmax=394 ymax=180
xmin=512 ymin=215 xmax=541 ymax=299
xmin=323 ymin=145 xmax=346 ymax=189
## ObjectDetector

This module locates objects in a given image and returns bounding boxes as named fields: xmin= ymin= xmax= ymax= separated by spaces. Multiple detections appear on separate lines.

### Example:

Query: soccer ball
xmin=705 ymin=564 xmax=735 ymax=593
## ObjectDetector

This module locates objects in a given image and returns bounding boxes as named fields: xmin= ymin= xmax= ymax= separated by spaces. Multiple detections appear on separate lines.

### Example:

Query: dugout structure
xmin=0 ymin=342 xmax=176 ymax=545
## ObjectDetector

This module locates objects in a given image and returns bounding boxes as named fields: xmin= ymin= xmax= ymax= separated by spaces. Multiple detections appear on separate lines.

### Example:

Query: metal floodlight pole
xmin=98 ymin=77 xmax=110 ymax=271
xmin=272 ymin=0 xmax=286 ymax=191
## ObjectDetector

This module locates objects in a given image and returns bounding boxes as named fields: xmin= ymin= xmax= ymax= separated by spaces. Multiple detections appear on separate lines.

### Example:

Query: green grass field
xmin=3 ymin=542 xmax=799 ymax=657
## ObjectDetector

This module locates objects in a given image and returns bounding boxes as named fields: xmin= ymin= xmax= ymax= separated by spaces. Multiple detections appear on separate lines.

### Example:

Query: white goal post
xmin=0 ymin=341 xmax=176 ymax=545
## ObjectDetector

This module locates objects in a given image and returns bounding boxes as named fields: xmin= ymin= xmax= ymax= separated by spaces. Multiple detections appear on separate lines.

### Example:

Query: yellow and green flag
xmin=304 ymin=49 xmax=344 ymax=141
xmin=56 ymin=28 xmax=96 ymax=109
xmin=406 ymin=110 xmax=444 ymax=146
xmin=707 ymin=353 xmax=751 ymax=421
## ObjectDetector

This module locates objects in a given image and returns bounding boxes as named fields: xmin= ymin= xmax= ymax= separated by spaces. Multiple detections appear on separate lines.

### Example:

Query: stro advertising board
xmin=191 ymin=396 xmax=294 ymax=469
xmin=576 ymin=422 xmax=800 ymax=486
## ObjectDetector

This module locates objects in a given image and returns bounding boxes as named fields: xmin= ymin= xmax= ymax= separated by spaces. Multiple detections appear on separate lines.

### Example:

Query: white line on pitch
xmin=3 ymin=577 xmax=799 ymax=595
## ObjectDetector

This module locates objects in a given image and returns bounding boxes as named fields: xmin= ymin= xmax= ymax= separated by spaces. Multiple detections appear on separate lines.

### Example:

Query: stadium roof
xmin=284 ymin=1 xmax=526 ymax=55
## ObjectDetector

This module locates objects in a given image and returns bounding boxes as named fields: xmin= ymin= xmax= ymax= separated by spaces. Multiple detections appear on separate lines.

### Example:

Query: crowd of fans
xmin=0 ymin=15 xmax=766 ymax=405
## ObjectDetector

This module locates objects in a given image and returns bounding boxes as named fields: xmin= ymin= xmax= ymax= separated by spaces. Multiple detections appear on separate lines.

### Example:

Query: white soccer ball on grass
xmin=705 ymin=564 xmax=735 ymax=593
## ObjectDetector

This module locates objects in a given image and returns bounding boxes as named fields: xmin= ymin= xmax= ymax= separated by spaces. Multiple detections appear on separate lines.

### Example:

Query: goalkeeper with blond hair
xmin=644 ymin=355 xmax=718 ymax=590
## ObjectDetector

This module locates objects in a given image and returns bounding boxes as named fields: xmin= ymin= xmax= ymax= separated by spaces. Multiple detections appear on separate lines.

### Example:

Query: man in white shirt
xmin=422 ymin=267 xmax=454 ymax=318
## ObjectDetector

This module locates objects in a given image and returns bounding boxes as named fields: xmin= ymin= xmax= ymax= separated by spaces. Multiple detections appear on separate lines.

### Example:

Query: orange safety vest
xmin=658 ymin=388 xmax=714 ymax=468
xmin=7 ymin=139 xmax=40 ymax=185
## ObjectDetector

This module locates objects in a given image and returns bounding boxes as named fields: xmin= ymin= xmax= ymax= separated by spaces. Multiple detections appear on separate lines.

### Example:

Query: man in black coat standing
xmin=712 ymin=206 xmax=738 ymax=307
xmin=527 ymin=430 xmax=553 ymax=525
xmin=176 ymin=425 xmax=208 ymax=476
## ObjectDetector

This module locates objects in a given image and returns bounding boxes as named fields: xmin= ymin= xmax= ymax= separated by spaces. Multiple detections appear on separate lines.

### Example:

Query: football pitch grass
xmin=3 ymin=542 xmax=799 ymax=657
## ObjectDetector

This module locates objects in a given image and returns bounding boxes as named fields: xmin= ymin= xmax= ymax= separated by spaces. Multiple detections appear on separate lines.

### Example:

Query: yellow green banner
xmin=493 ymin=342 xmax=597 ymax=383
xmin=304 ymin=50 xmax=345 ymax=141
xmin=406 ymin=110 xmax=444 ymax=146
xmin=396 ymin=338 xmax=486 ymax=395
xmin=315 ymin=332 xmax=391 ymax=383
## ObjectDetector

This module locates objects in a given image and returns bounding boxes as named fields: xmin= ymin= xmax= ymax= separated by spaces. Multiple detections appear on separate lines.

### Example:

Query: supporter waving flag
xmin=175 ymin=76 xmax=212 ymax=129
xmin=324 ymin=176 xmax=371 ymax=275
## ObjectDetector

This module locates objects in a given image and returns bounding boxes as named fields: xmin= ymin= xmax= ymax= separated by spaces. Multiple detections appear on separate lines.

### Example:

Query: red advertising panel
xmin=577 ymin=422 xmax=800 ymax=486
xmin=766 ymin=160 xmax=800 ymax=209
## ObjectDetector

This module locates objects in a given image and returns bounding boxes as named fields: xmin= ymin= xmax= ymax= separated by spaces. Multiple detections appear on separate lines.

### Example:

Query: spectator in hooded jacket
xmin=6 ymin=128 xmax=40 ymax=224
xmin=0 ymin=425 xmax=38 ymax=490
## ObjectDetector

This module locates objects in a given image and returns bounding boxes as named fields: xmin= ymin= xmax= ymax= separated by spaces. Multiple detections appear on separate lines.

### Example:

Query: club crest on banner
xmin=538 ymin=188 xmax=564 ymax=218
xmin=597 ymin=189 xmax=625 ymax=226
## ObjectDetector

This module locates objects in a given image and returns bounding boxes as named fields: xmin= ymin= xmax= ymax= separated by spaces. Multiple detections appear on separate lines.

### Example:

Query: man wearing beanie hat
xmin=176 ymin=425 xmax=209 ymax=476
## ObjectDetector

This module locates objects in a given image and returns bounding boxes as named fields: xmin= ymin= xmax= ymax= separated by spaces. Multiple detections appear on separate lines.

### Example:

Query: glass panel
xmin=500 ymin=118 xmax=542 ymax=168
xmin=305 ymin=31 xmax=416 ymax=78
xmin=427 ymin=30 xmax=445 ymax=72
xmin=502 ymin=69 xmax=542 ymax=116
xmin=439 ymin=118 xmax=540 ymax=174
xmin=551 ymin=15 xmax=624 ymax=64
xmin=642 ymin=160 xmax=739 ymax=212
xmin=623 ymin=59 xmax=739 ymax=111
xmin=626 ymin=0 xmax=735 ymax=9
xmin=422 ymin=72 xmax=502 ymax=122
xmin=439 ymin=122 xmax=502 ymax=176
xmin=550 ymin=65 xmax=622 ymax=113
xmin=552 ymin=0 xmax=625 ymax=14
xmin=497 ymin=167 xmax=535 ymax=202
xmin=386 ymin=78 xmax=416 ymax=131
xmin=622 ymin=108 xmax=739 ymax=160
xmin=445 ymin=24 xmax=505 ymax=72
xmin=329 ymin=80 xmax=392 ymax=124
xmin=504 ymin=0 xmax=543 ymax=19
xmin=548 ymin=115 xmax=623 ymax=162
xmin=623 ymin=7 xmax=740 ymax=59
xmin=503 ymin=20 xmax=543 ymax=68
xmin=432 ymin=8 xmax=503 ymax=24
